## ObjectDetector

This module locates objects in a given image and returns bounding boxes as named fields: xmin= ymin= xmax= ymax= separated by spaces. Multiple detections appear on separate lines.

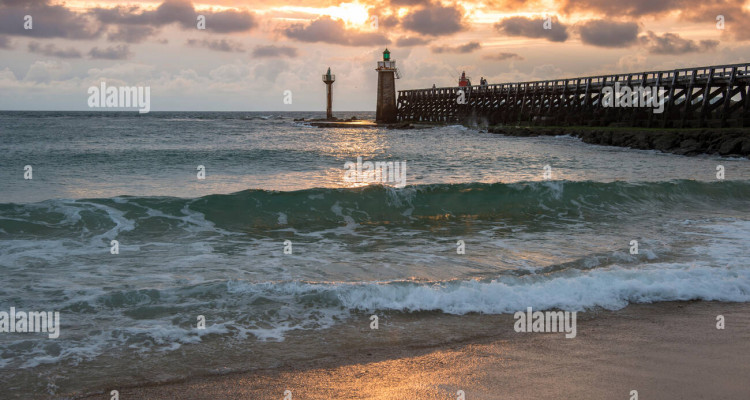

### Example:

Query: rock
xmin=718 ymin=137 xmax=744 ymax=155
xmin=611 ymin=133 xmax=630 ymax=147
xmin=477 ymin=125 xmax=748 ymax=157
xmin=652 ymin=133 xmax=680 ymax=151
xmin=627 ymin=132 xmax=651 ymax=149
xmin=676 ymin=139 xmax=701 ymax=156
xmin=387 ymin=122 xmax=413 ymax=129
xmin=741 ymin=138 xmax=750 ymax=155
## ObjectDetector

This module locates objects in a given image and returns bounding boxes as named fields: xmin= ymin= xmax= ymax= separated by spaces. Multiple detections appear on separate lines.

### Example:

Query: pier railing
xmin=396 ymin=62 xmax=750 ymax=127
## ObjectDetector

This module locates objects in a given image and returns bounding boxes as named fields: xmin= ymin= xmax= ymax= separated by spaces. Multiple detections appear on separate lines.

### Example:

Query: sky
xmin=0 ymin=0 xmax=749 ymax=111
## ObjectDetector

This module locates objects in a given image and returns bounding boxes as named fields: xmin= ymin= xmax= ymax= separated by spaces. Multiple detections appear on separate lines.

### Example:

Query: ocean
xmin=0 ymin=111 xmax=749 ymax=398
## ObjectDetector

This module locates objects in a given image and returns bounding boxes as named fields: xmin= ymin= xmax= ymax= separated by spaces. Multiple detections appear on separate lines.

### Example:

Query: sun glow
xmin=57 ymin=1 xmax=242 ymax=13
xmin=278 ymin=2 xmax=370 ymax=26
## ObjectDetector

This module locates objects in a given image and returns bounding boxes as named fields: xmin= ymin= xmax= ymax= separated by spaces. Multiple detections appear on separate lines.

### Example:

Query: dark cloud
xmin=680 ymin=4 xmax=750 ymax=41
xmin=154 ymin=0 xmax=195 ymax=26
xmin=0 ymin=0 xmax=102 ymax=39
xmin=401 ymin=3 xmax=465 ymax=36
xmin=495 ymin=16 xmax=569 ymax=42
xmin=90 ymin=0 xmax=257 ymax=33
xmin=679 ymin=0 xmax=750 ymax=39
xmin=560 ymin=0 xmax=682 ymax=17
xmin=389 ymin=0 xmax=433 ymax=5
xmin=0 ymin=0 xmax=256 ymax=45
xmin=186 ymin=38 xmax=244 ymax=52
xmin=252 ymin=45 xmax=298 ymax=58
xmin=431 ymin=41 xmax=480 ymax=53
xmin=560 ymin=0 xmax=747 ymax=34
xmin=482 ymin=52 xmax=524 ymax=61
xmin=284 ymin=16 xmax=389 ymax=46
xmin=396 ymin=36 xmax=432 ymax=46
xmin=91 ymin=1 xmax=191 ymax=27
xmin=380 ymin=15 xmax=400 ymax=28
xmin=204 ymin=9 xmax=257 ymax=33
xmin=365 ymin=8 xmax=399 ymax=29
xmin=0 ymin=35 xmax=11 ymax=48
xmin=92 ymin=5 xmax=153 ymax=25
xmin=107 ymin=26 xmax=158 ymax=43
xmin=638 ymin=31 xmax=719 ymax=54
xmin=726 ymin=17 xmax=750 ymax=40
xmin=88 ymin=44 xmax=131 ymax=60
xmin=678 ymin=0 xmax=744 ymax=22
xmin=579 ymin=20 xmax=639 ymax=47
xmin=28 ymin=41 xmax=82 ymax=58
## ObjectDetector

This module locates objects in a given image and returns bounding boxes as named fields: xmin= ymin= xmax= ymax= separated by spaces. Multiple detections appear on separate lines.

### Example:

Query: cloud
xmin=0 ymin=0 xmax=102 ymax=39
xmin=560 ymin=0 xmax=682 ymax=17
xmin=89 ymin=44 xmax=131 ymax=60
xmin=396 ymin=36 xmax=432 ymax=46
xmin=91 ymin=1 xmax=189 ymax=27
xmin=530 ymin=64 xmax=563 ymax=80
xmin=389 ymin=0 xmax=434 ymax=6
xmin=203 ymin=9 xmax=258 ymax=33
xmin=482 ymin=52 xmax=524 ymax=61
xmin=559 ymin=0 xmax=748 ymax=36
xmin=252 ymin=45 xmax=298 ymax=58
xmin=187 ymin=38 xmax=244 ymax=52
xmin=578 ymin=20 xmax=639 ymax=47
xmin=431 ymin=41 xmax=480 ymax=53
xmin=208 ymin=62 xmax=251 ymax=83
xmin=28 ymin=42 xmax=82 ymax=58
xmin=0 ymin=0 xmax=257 ymax=46
xmin=495 ymin=16 xmax=569 ymax=42
xmin=676 ymin=2 xmax=750 ymax=41
xmin=284 ymin=16 xmax=389 ymax=46
xmin=401 ymin=3 xmax=465 ymax=36
xmin=638 ymin=31 xmax=719 ymax=54
xmin=379 ymin=15 xmax=400 ymax=28
xmin=23 ymin=60 xmax=73 ymax=83
xmin=107 ymin=26 xmax=158 ymax=43
xmin=90 ymin=0 xmax=257 ymax=34
xmin=0 ymin=35 xmax=11 ymax=49
xmin=85 ymin=62 xmax=156 ymax=82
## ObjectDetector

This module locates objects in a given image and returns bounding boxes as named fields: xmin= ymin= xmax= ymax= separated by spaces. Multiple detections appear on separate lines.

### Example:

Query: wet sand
xmin=79 ymin=301 xmax=750 ymax=399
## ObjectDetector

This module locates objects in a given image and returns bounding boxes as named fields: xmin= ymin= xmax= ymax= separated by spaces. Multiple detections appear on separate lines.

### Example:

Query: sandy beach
xmin=75 ymin=301 xmax=750 ymax=400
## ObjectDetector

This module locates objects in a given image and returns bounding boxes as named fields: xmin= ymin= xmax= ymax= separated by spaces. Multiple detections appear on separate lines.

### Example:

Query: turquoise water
xmin=0 ymin=111 xmax=749 ymax=398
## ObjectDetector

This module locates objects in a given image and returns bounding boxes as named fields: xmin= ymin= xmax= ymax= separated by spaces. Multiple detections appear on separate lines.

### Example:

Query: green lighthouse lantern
xmin=383 ymin=48 xmax=390 ymax=61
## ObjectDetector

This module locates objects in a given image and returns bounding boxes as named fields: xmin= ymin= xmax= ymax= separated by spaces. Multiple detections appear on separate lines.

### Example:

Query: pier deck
xmin=397 ymin=63 xmax=750 ymax=128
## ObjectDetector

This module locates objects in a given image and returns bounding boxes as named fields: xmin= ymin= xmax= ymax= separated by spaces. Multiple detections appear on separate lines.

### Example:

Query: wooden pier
xmin=396 ymin=63 xmax=750 ymax=128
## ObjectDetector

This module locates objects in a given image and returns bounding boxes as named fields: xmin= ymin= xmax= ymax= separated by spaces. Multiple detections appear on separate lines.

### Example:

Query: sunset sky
xmin=1 ymin=0 xmax=749 ymax=111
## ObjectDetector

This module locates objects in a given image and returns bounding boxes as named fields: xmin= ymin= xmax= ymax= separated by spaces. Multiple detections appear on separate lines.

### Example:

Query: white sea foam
xmin=222 ymin=262 xmax=750 ymax=316
xmin=337 ymin=263 xmax=750 ymax=313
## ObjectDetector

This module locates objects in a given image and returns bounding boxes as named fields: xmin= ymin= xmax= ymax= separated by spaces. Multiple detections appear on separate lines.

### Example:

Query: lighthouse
xmin=322 ymin=67 xmax=335 ymax=120
xmin=376 ymin=48 xmax=400 ymax=123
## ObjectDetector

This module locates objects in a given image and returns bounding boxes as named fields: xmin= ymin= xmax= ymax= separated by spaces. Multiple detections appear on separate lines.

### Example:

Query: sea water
xmin=0 ymin=111 xmax=749 ymax=397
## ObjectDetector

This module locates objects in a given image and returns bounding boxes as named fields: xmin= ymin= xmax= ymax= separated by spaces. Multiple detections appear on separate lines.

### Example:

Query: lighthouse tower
xmin=322 ymin=67 xmax=335 ymax=120
xmin=376 ymin=48 xmax=400 ymax=123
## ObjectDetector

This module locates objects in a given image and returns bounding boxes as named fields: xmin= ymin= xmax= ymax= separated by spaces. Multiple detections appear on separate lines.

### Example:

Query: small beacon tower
xmin=322 ymin=67 xmax=335 ymax=120
xmin=376 ymin=48 xmax=400 ymax=123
